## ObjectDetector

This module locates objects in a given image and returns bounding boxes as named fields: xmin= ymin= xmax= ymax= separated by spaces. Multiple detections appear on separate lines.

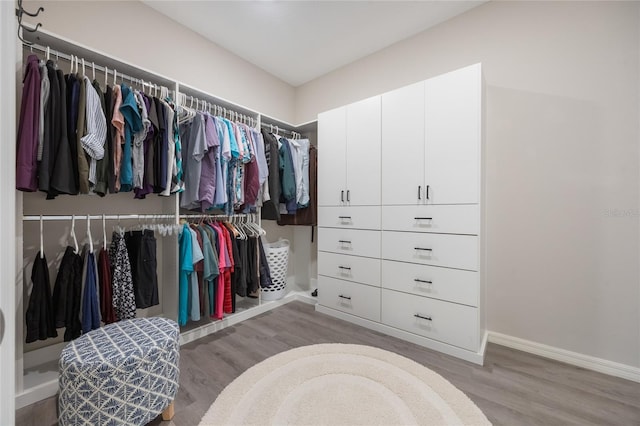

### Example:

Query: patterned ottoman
xmin=58 ymin=317 xmax=180 ymax=425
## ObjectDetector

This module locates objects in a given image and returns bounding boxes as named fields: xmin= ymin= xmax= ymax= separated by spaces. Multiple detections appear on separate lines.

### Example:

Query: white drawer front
xmin=382 ymin=260 xmax=478 ymax=306
xmin=318 ymin=277 xmax=381 ymax=322
xmin=319 ymin=252 xmax=381 ymax=287
xmin=382 ymin=231 xmax=477 ymax=271
xmin=382 ymin=205 xmax=479 ymax=235
xmin=318 ymin=228 xmax=381 ymax=258
xmin=382 ymin=289 xmax=478 ymax=351
xmin=318 ymin=206 xmax=381 ymax=230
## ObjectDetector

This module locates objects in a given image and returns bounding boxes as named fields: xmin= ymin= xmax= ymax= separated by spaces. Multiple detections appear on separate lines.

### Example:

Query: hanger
xmin=70 ymin=215 xmax=78 ymax=254
xmin=39 ymin=215 xmax=44 ymax=259
xmin=102 ymin=214 xmax=107 ymax=250
xmin=104 ymin=66 xmax=108 ymax=88
xmin=113 ymin=69 xmax=117 ymax=86
xmin=87 ymin=215 xmax=94 ymax=254
xmin=92 ymin=62 xmax=96 ymax=81
xmin=81 ymin=58 xmax=85 ymax=77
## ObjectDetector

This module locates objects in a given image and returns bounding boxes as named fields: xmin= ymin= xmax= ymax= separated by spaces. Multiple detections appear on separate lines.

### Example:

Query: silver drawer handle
xmin=338 ymin=216 xmax=352 ymax=220
xmin=339 ymin=240 xmax=352 ymax=244
xmin=338 ymin=294 xmax=352 ymax=300
xmin=338 ymin=266 xmax=352 ymax=270
xmin=414 ymin=247 xmax=432 ymax=251
xmin=414 ymin=314 xmax=432 ymax=321
xmin=413 ymin=279 xmax=432 ymax=284
xmin=414 ymin=217 xmax=433 ymax=220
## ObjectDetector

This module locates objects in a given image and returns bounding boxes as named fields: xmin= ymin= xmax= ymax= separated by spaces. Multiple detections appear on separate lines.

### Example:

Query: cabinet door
xmin=425 ymin=63 xmax=481 ymax=204
xmin=345 ymin=96 xmax=381 ymax=206
xmin=381 ymin=82 xmax=425 ymax=205
xmin=318 ymin=106 xmax=347 ymax=206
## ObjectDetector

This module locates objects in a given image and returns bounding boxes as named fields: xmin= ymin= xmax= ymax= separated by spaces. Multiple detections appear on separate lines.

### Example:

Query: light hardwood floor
xmin=16 ymin=301 xmax=640 ymax=425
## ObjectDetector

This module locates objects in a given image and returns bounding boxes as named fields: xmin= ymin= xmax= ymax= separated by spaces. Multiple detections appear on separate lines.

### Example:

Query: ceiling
xmin=143 ymin=1 xmax=485 ymax=87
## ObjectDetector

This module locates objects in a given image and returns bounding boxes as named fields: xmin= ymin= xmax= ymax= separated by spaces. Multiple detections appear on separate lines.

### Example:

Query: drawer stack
xmin=317 ymin=207 xmax=381 ymax=322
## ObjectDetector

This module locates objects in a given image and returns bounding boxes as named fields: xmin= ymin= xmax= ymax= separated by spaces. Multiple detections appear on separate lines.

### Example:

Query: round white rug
xmin=199 ymin=343 xmax=491 ymax=426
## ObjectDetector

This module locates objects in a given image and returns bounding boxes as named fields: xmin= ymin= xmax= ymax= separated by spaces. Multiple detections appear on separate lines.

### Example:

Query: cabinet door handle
xmin=426 ymin=185 xmax=430 ymax=200
xmin=341 ymin=190 xmax=344 ymax=202
xmin=414 ymin=217 xmax=432 ymax=220
xmin=338 ymin=294 xmax=352 ymax=300
xmin=338 ymin=216 xmax=352 ymax=220
xmin=414 ymin=314 xmax=432 ymax=321
xmin=338 ymin=240 xmax=352 ymax=244
xmin=346 ymin=190 xmax=350 ymax=202
xmin=418 ymin=185 xmax=422 ymax=200
xmin=338 ymin=266 xmax=352 ymax=270
xmin=413 ymin=279 xmax=432 ymax=284
xmin=414 ymin=247 xmax=432 ymax=251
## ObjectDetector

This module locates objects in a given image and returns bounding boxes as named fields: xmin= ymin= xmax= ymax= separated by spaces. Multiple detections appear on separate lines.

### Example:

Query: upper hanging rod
xmin=260 ymin=122 xmax=301 ymax=138
xmin=177 ymin=92 xmax=257 ymax=128
xmin=22 ymin=41 xmax=171 ymax=95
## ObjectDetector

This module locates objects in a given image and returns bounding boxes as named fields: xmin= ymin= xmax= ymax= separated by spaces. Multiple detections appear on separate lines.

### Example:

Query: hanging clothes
xmin=261 ymin=129 xmax=281 ymax=221
xmin=124 ymin=229 xmax=159 ymax=309
xmin=178 ymin=223 xmax=193 ymax=326
xmin=109 ymin=231 xmax=137 ymax=321
xmin=279 ymin=144 xmax=318 ymax=226
xmin=76 ymin=71 xmax=91 ymax=194
xmin=81 ymin=248 xmax=101 ymax=333
xmin=52 ymin=245 xmax=83 ymax=341
xmin=25 ymin=251 xmax=58 ymax=343
xmin=98 ymin=247 xmax=116 ymax=324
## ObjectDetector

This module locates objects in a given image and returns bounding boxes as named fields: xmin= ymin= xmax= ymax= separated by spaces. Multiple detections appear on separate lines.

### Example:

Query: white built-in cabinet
xmin=317 ymin=63 xmax=486 ymax=364
xmin=318 ymin=96 xmax=381 ymax=206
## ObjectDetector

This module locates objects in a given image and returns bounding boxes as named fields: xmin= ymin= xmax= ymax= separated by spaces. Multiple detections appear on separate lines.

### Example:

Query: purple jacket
xmin=16 ymin=55 xmax=41 ymax=191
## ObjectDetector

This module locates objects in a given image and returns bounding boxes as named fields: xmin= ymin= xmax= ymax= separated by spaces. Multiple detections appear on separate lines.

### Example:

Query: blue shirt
xmin=178 ymin=224 xmax=193 ymax=326
xmin=119 ymin=84 xmax=142 ymax=192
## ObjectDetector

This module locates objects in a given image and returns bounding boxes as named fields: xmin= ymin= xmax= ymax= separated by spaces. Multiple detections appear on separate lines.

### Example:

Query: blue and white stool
xmin=58 ymin=317 xmax=180 ymax=425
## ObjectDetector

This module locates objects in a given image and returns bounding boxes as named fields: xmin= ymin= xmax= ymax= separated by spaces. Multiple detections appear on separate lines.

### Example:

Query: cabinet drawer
xmin=319 ymin=252 xmax=381 ymax=287
xmin=318 ymin=228 xmax=381 ymax=258
xmin=382 ymin=205 xmax=478 ymax=235
xmin=318 ymin=277 xmax=381 ymax=322
xmin=318 ymin=206 xmax=381 ymax=230
xmin=382 ymin=260 xmax=478 ymax=306
xmin=382 ymin=289 xmax=478 ymax=351
xmin=382 ymin=231 xmax=477 ymax=271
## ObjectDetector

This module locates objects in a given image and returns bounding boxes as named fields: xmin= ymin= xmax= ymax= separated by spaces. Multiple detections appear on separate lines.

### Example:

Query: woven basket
xmin=262 ymin=238 xmax=289 ymax=301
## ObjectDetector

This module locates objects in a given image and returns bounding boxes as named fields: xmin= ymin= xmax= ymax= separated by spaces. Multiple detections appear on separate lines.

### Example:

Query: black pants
xmin=125 ymin=230 xmax=159 ymax=309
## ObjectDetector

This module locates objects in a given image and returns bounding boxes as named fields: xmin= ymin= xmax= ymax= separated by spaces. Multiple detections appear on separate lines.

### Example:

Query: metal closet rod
xmin=22 ymin=41 xmax=171 ymax=92
xmin=260 ymin=122 xmax=301 ymax=138
xmin=178 ymin=92 xmax=257 ymax=127
xmin=23 ymin=214 xmax=176 ymax=221
xmin=23 ymin=213 xmax=256 ymax=221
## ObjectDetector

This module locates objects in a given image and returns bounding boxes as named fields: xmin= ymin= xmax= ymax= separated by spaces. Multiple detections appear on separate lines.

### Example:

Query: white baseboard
xmin=488 ymin=332 xmax=640 ymax=383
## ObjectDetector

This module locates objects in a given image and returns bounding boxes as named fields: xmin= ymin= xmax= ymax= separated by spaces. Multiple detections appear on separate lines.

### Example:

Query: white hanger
xmin=92 ymin=62 xmax=96 ymax=80
xmin=104 ymin=66 xmax=108 ymax=88
xmin=113 ymin=69 xmax=117 ymax=86
xmin=71 ymin=215 xmax=78 ymax=254
xmin=39 ymin=215 xmax=44 ymax=259
xmin=102 ymin=214 xmax=107 ymax=250
xmin=87 ymin=215 xmax=93 ymax=254
xmin=46 ymin=46 xmax=50 ymax=61
xmin=81 ymin=58 xmax=85 ymax=76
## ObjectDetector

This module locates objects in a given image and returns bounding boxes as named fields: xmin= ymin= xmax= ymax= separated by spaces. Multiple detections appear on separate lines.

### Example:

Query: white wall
xmin=0 ymin=2 xmax=17 ymax=421
xmin=23 ymin=0 xmax=296 ymax=123
xmin=297 ymin=1 xmax=640 ymax=367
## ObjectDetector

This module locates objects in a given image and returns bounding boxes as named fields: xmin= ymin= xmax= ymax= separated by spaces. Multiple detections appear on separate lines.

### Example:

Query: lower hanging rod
xmin=23 ymin=214 xmax=177 ymax=221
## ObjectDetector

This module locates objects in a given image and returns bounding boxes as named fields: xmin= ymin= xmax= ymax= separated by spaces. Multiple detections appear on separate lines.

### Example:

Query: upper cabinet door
xmin=381 ymin=82 xmax=425 ymax=205
xmin=425 ymin=64 xmax=481 ymax=204
xmin=318 ymin=106 xmax=348 ymax=206
xmin=345 ymin=96 xmax=381 ymax=206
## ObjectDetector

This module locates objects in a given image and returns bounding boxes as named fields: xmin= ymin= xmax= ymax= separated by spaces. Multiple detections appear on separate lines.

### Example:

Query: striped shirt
xmin=80 ymin=76 xmax=106 ymax=185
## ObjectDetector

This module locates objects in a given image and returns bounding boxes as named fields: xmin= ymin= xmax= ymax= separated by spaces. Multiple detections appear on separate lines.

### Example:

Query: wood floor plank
xmin=16 ymin=301 xmax=640 ymax=425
